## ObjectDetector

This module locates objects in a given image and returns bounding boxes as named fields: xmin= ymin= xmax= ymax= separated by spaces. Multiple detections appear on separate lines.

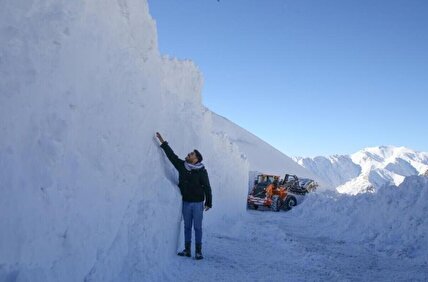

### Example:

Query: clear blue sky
xmin=147 ymin=0 xmax=428 ymax=157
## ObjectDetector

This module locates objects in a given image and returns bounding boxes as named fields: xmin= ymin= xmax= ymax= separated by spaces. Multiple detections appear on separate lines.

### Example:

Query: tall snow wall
xmin=0 ymin=1 xmax=248 ymax=281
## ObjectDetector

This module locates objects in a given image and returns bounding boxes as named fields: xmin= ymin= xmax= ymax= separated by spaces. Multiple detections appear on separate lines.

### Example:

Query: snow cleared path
xmin=167 ymin=210 xmax=428 ymax=282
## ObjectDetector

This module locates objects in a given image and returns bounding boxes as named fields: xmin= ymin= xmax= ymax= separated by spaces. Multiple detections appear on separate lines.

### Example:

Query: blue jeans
xmin=182 ymin=201 xmax=204 ymax=245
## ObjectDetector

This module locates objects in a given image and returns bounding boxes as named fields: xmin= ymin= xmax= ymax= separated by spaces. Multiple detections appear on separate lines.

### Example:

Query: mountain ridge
xmin=295 ymin=145 xmax=428 ymax=194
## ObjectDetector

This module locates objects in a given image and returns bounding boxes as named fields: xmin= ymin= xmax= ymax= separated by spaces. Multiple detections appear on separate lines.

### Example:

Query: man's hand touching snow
xmin=155 ymin=132 xmax=165 ymax=144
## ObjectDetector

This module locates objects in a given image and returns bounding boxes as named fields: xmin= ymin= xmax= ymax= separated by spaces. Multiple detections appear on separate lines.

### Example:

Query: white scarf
xmin=184 ymin=161 xmax=204 ymax=171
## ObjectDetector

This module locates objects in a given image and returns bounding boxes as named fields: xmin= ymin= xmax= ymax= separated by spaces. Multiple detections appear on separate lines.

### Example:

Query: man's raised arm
xmin=156 ymin=132 xmax=183 ymax=171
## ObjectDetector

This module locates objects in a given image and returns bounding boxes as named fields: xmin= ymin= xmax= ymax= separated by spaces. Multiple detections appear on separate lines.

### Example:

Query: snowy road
xmin=168 ymin=210 xmax=428 ymax=282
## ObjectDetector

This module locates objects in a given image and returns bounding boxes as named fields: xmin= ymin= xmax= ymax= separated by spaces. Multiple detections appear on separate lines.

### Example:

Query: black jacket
xmin=160 ymin=142 xmax=212 ymax=208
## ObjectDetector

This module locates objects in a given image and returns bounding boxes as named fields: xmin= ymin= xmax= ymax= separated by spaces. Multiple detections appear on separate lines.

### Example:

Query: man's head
xmin=185 ymin=149 xmax=203 ymax=164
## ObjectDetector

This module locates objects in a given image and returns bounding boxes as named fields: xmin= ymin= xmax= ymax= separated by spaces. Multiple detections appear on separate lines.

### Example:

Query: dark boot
xmin=177 ymin=242 xmax=191 ymax=257
xmin=195 ymin=243 xmax=203 ymax=260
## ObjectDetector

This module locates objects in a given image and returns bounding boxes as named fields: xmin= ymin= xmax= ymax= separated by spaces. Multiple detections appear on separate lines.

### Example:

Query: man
xmin=265 ymin=177 xmax=279 ymax=199
xmin=156 ymin=132 xmax=212 ymax=260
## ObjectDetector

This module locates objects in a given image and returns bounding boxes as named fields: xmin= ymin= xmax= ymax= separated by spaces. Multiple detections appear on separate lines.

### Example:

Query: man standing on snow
xmin=156 ymin=132 xmax=212 ymax=260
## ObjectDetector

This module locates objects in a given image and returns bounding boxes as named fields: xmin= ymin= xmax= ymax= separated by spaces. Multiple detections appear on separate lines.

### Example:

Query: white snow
xmin=297 ymin=145 xmax=428 ymax=194
xmin=211 ymin=113 xmax=316 ymax=178
xmin=294 ymin=154 xmax=361 ymax=191
xmin=1 ymin=1 xmax=428 ymax=281
xmin=162 ymin=175 xmax=428 ymax=281
xmin=1 ymin=1 xmax=248 ymax=280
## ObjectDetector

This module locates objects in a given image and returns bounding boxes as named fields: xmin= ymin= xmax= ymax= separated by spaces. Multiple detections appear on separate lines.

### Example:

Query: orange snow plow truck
xmin=247 ymin=173 xmax=317 ymax=212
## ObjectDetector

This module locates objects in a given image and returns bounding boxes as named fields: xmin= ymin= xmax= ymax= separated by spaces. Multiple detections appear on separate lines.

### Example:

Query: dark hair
xmin=193 ymin=149 xmax=203 ymax=163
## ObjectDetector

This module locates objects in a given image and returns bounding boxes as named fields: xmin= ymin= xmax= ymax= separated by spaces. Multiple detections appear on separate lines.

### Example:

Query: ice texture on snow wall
xmin=0 ymin=1 xmax=248 ymax=281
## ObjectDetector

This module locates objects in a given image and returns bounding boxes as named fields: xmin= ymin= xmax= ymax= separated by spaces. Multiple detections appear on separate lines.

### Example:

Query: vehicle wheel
xmin=282 ymin=196 xmax=297 ymax=211
xmin=271 ymin=195 xmax=281 ymax=212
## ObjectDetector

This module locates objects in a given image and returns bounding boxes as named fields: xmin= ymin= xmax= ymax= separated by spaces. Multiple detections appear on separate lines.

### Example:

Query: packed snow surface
xmin=1 ymin=0 xmax=427 ymax=281
xmin=166 ymin=175 xmax=428 ymax=281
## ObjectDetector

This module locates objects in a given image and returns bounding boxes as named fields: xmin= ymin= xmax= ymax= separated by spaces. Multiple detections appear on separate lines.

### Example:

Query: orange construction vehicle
xmin=247 ymin=173 xmax=318 ymax=212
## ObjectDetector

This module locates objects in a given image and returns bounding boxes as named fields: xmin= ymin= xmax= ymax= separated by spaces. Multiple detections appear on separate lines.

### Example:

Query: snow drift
xmin=0 ymin=1 xmax=250 ymax=281
xmin=211 ymin=113 xmax=316 ymax=178
xmin=291 ymin=175 xmax=428 ymax=263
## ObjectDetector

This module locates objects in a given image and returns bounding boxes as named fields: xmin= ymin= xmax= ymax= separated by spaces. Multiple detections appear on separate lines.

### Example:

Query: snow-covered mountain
xmin=293 ymin=154 xmax=361 ymax=191
xmin=296 ymin=145 xmax=428 ymax=194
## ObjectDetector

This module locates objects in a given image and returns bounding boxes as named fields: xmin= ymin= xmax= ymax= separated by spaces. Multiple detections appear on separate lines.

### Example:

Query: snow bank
xmin=291 ymin=175 xmax=428 ymax=263
xmin=0 ymin=1 xmax=248 ymax=281
xmin=211 ymin=113 xmax=316 ymax=179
